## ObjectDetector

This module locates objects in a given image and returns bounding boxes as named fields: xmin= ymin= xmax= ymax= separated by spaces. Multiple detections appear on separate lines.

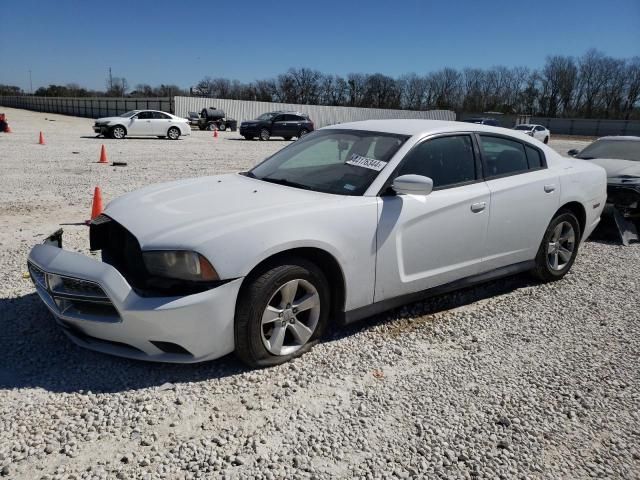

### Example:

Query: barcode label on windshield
xmin=345 ymin=154 xmax=388 ymax=171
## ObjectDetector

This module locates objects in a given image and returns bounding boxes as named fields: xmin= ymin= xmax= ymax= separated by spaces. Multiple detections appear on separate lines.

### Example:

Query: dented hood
xmin=103 ymin=173 xmax=339 ymax=249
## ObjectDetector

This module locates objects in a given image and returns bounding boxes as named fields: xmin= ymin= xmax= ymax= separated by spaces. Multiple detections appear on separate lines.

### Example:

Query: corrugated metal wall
xmin=0 ymin=96 xmax=173 ymax=118
xmin=174 ymin=96 xmax=456 ymax=128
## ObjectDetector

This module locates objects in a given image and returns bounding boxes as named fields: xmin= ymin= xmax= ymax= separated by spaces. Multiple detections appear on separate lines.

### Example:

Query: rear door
xmin=375 ymin=134 xmax=491 ymax=301
xmin=151 ymin=111 xmax=172 ymax=135
xmin=478 ymin=134 xmax=559 ymax=270
xmin=271 ymin=114 xmax=288 ymax=137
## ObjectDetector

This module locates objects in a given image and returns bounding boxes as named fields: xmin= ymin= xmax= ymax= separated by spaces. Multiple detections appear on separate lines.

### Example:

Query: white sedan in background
xmin=514 ymin=124 xmax=551 ymax=144
xmin=93 ymin=110 xmax=191 ymax=140
xmin=28 ymin=120 xmax=606 ymax=367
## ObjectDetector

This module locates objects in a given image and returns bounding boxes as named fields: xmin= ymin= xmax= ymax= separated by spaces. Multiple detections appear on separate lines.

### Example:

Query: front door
xmin=270 ymin=114 xmax=288 ymax=137
xmin=375 ymin=134 xmax=490 ymax=302
xmin=127 ymin=111 xmax=153 ymax=136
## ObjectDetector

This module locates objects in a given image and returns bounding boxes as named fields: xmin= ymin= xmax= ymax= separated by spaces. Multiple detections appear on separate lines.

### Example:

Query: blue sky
xmin=1 ymin=0 xmax=639 ymax=91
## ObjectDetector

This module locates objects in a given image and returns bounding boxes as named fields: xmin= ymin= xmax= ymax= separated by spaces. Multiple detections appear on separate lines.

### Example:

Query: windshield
xmin=577 ymin=139 xmax=640 ymax=162
xmin=514 ymin=125 xmax=532 ymax=131
xmin=119 ymin=111 xmax=137 ymax=118
xmin=248 ymin=129 xmax=409 ymax=195
xmin=256 ymin=113 xmax=276 ymax=121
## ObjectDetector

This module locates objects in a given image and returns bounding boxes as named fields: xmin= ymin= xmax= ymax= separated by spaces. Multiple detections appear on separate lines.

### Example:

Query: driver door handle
xmin=470 ymin=202 xmax=486 ymax=213
xmin=544 ymin=184 xmax=556 ymax=193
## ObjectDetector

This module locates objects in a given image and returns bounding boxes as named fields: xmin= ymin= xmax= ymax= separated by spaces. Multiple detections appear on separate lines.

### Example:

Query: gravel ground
xmin=1 ymin=108 xmax=639 ymax=479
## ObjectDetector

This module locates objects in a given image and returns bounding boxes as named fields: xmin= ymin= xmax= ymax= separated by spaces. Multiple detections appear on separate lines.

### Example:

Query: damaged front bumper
xmin=27 ymin=232 xmax=242 ymax=363
xmin=606 ymin=179 xmax=640 ymax=246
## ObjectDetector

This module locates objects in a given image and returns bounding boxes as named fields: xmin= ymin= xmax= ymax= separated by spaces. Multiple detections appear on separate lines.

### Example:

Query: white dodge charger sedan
xmin=28 ymin=120 xmax=606 ymax=367
xmin=93 ymin=110 xmax=191 ymax=140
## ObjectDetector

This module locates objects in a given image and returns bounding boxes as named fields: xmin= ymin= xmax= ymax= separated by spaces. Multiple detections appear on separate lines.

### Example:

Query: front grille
xmin=49 ymin=275 xmax=109 ymax=300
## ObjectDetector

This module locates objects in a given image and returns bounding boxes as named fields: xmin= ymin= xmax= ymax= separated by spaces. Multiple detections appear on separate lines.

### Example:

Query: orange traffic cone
xmin=99 ymin=144 xmax=108 ymax=164
xmin=4 ymin=125 xmax=11 ymax=133
xmin=213 ymin=128 xmax=218 ymax=139
xmin=87 ymin=187 xmax=104 ymax=224
xmin=38 ymin=131 xmax=45 ymax=145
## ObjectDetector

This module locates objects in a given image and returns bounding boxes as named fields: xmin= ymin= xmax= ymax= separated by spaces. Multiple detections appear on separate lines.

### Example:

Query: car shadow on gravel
xmin=79 ymin=136 xmax=183 ymax=141
xmin=0 ymin=293 xmax=248 ymax=394
xmin=327 ymin=272 xmax=537 ymax=342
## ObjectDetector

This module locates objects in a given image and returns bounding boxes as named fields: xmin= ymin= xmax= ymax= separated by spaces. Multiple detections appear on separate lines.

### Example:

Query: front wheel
xmin=234 ymin=258 xmax=330 ymax=368
xmin=110 ymin=125 xmax=126 ymax=139
xmin=259 ymin=128 xmax=270 ymax=141
xmin=167 ymin=127 xmax=180 ymax=140
xmin=298 ymin=129 xmax=309 ymax=138
xmin=531 ymin=210 xmax=580 ymax=282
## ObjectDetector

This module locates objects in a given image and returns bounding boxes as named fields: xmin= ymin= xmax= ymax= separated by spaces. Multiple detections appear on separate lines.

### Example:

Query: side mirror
xmin=392 ymin=174 xmax=434 ymax=196
xmin=567 ymin=149 xmax=579 ymax=156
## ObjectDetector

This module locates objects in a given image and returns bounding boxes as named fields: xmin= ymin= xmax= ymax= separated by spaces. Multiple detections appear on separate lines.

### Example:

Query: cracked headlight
xmin=142 ymin=251 xmax=219 ymax=282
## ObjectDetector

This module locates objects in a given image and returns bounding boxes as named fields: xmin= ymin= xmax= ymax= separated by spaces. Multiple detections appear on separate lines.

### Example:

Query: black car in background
xmin=240 ymin=111 xmax=314 ymax=140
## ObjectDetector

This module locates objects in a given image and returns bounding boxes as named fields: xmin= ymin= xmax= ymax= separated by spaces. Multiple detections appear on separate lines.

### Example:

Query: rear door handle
xmin=470 ymin=202 xmax=486 ymax=213
xmin=544 ymin=184 xmax=556 ymax=193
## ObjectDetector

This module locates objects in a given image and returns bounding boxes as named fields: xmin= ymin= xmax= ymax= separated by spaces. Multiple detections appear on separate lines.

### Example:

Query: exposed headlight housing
xmin=142 ymin=251 xmax=219 ymax=282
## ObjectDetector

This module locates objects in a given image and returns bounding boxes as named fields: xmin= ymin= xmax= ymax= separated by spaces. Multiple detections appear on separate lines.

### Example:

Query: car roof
xmin=596 ymin=136 xmax=640 ymax=141
xmin=323 ymin=119 xmax=515 ymax=137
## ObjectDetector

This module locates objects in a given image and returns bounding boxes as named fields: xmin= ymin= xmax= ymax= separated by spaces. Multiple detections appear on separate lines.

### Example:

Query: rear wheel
xmin=259 ymin=128 xmax=270 ymax=141
xmin=234 ymin=258 xmax=330 ymax=368
xmin=298 ymin=129 xmax=309 ymax=138
xmin=167 ymin=127 xmax=180 ymax=140
xmin=218 ymin=123 xmax=226 ymax=132
xmin=206 ymin=123 xmax=217 ymax=131
xmin=531 ymin=210 xmax=580 ymax=282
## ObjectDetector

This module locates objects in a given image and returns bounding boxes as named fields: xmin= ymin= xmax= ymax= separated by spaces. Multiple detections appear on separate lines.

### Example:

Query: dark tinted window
xmin=153 ymin=112 xmax=170 ymax=119
xmin=479 ymin=136 xmax=528 ymax=177
xmin=535 ymin=126 xmax=545 ymax=131
xmin=273 ymin=115 xmax=285 ymax=122
xmin=397 ymin=135 xmax=476 ymax=189
xmin=525 ymin=145 xmax=544 ymax=169
xmin=136 ymin=111 xmax=153 ymax=119
xmin=282 ymin=114 xmax=298 ymax=121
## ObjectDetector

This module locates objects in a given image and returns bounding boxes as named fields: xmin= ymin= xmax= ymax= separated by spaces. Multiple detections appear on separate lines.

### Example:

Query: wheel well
xmin=559 ymin=201 xmax=586 ymax=237
xmin=112 ymin=124 xmax=127 ymax=134
xmin=242 ymin=248 xmax=346 ymax=321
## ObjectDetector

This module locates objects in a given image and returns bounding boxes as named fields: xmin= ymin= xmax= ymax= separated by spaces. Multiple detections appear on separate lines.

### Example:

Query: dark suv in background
xmin=240 ymin=111 xmax=314 ymax=140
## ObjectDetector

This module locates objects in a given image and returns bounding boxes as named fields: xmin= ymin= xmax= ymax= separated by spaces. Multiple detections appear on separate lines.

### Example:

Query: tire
xmin=544 ymin=137 xmax=549 ymax=144
xmin=218 ymin=123 xmax=226 ymax=132
xmin=206 ymin=123 xmax=216 ymax=131
xmin=167 ymin=127 xmax=180 ymax=140
xmin=283 ymin=136 xmax=292 ymax=141
xmin=110 ymin=125 xmax=126 ymax=139
xmin=259 ymin=128 xmax=270 ymax=141
xmin=298 ymin=129 xmax=309 ymax=138
xmin=243 ymin=135 xmax=254 ymax=140
xmin=234 ymin=258 xmax=330 ymax=368
xmin=531 ymin=210 xmax=581 ymax=282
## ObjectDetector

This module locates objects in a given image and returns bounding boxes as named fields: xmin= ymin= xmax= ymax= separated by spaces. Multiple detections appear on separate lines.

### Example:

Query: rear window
xmin=525 ymin=145 xmax=544 ymax=169
xmin=479 ymin=136 xmax=529 ymax=177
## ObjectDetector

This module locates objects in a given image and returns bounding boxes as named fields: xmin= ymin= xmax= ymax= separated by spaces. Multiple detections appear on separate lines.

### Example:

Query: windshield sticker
xmin=345 ymin=153 xmax=388 ymax=171
xmin=343 ymin=183 xmax=356 ymax=191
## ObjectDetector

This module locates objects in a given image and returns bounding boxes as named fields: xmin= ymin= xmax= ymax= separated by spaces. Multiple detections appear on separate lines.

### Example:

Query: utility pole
xmin=29 ymin=70 xmax=33 ymax=94
xmin=108 ymin=67 xmax=113 ymax=91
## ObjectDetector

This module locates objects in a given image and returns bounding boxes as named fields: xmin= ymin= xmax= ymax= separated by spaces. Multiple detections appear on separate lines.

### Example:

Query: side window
xmin=479 ymin=135 xmax=528 ymax=177
xmin=535 ymin=126 xmax=545 ymax=132
xmin=525 ymin=145 xmax=544 ymax=169
xmin=283 ymin=114 xmax=297 ymax=121
xmin=153 ymin=112 xmax=170 ymax=119
xmin=273 ymin=115 xmax=285 ymax=122
xmin=397 ymin=135 xmax=476 ymax=189
xmin=137 ymin=111 xmax=151 ymax=120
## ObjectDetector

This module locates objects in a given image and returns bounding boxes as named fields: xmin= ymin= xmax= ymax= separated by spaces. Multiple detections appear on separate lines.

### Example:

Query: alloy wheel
xmin=547 ymin=221 xmax=575 ymax=271
xmin=260 ymin=279 xmax=320 ymax=356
